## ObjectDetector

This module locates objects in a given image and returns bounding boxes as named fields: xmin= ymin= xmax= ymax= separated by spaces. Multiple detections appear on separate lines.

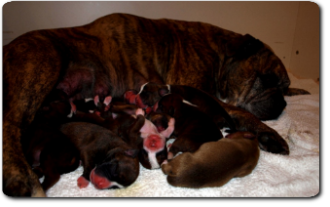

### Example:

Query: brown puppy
xmin=161 ymin=131 xmax=260 ymax=188
xmin=60 ymin=122 xmax=140 ymax=190
xmin=155 ymin=94 xmax=223 ymax=159
xmin=133 ymin=82 xmax=236 ymax=130
xmin=22 ymin=90 xmax=80 ymax=193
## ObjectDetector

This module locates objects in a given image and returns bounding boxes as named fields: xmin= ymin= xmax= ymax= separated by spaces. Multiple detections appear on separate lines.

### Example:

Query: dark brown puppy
xmin=22 ymin=90 xmax=80 ymax=193
xmin=60 ymin=122 xmax=140 ymax=190
xmin=161 ymin=131 xmax=260 ymax=188
xmin=3 ymin=13 xmax=309 ymax=196
xmin=155 ymin=94 xmax=223 ymax=159
xmin=133 ymin=82 xmax=236 ymax=130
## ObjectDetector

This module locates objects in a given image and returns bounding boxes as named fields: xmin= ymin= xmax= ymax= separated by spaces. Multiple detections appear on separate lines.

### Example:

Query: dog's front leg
xmin=219 ymin=102 xmax=289 ymax=155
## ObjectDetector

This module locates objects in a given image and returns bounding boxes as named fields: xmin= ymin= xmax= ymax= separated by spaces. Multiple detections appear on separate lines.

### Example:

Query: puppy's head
xmin=146 ymin=112 xmax=172 ymax=132
xmin=90 ymin=148 xmax=139 ymax=189
xmin=139 ymin=136 xmax=168 ymax=170
xmin=155 ymin=94 xmax=183 ymax=117
xmin=40 ymin=89 xmax=71 ymax=121
xmin=135 ymin=82 xmax=170 ymax=112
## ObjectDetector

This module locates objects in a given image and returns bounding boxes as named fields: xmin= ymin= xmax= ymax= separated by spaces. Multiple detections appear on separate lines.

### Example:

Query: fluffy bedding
xmin=44 ymin=72 xmax=319 ymax=197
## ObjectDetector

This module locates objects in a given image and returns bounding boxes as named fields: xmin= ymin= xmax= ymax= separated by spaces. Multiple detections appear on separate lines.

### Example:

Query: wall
xmin=2 ymin=1 xmax=319 ymax=79
xmin=289 ymin=2 xmax=320 ymax=80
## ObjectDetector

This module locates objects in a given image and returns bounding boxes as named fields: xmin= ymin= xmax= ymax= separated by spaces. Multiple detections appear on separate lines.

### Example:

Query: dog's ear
xmin=158 ymin=87 xmax=169 ymax=97
xmin=226 ymin=34 xmax=263 ymax=59
xmin=284 ymin=88 xmax=310 ymax=96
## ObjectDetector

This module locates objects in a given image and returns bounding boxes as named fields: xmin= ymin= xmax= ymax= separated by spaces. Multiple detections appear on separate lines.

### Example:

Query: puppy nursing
xmin=161 ymin=131 xmax=260 ymax=188
xmin=24 ymin=83 xmax=260 ymax=192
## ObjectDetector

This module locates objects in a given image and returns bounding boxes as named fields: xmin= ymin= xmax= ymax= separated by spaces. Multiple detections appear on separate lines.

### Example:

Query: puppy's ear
xmin=159 ymin=87 xmax=169 ymax=97
xmin=94 ymin=95 xmax=100 ymax=106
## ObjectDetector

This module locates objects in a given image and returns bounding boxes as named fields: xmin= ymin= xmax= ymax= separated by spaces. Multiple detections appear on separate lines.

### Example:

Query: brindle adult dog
xmin=3 ymin=13 xmax=308 ymax=196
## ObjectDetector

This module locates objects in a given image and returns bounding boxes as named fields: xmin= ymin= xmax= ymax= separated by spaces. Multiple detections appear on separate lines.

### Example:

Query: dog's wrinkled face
xmin=219 ymin=34 xmax=291 ymax=120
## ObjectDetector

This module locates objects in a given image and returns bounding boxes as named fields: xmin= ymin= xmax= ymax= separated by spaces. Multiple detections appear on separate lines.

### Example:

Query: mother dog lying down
xmin=3 ymin=13 xmax=309 ymax=196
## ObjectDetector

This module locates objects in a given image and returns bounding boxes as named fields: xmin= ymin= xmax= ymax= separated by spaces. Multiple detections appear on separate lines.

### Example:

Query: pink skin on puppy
xmin=124 ymin=90 xmax=153 ymax=114
xmin=144 ymin=135 xmax=165 ymax=152
xmin=77 ymin=176 xmax=90 ymax=188
xmin=138 ymin=115 xmax=175 ymax=169
xmin=89 ymin=168 xmax=112 ymax=189
xmin=124 ymin=90 xmax=138 ymax=105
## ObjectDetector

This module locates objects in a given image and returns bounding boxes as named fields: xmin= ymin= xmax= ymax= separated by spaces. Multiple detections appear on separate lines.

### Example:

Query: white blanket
xmin=45 ymin=72 xmax=319 ymax=197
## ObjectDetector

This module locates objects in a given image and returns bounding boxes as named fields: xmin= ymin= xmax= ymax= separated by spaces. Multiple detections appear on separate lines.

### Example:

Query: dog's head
xmin=131 ymin=82 xmax=169 ymax=113
xmin=146 ymin=112 xmax=172 ymax=133
xmin=39 ymin=89 xmax=71 ymax=121
xmin=219 ymin=34 xmax=300 ymax=120
xmin=155 ymin=94 xmax=183 ymax=118
xmin=90 ymin=148 xmax=139 ymax=189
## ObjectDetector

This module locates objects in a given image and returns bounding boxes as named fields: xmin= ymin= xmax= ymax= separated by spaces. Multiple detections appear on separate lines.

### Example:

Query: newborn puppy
xmin=146 ymin=112 xmax=173 ymax=133
xmin=138 ymin=112 xmax=175 ymax=170
xmin=161 ymin=131 xmax=260 ymax=188
xmin=60 ymin=122 xmax=140 ymax=190
xmin=132 ymin=82 xmax=236 ymax=130
xmin=22 ymin=90 xmax=80 ymax=192
xmin=155 ymin=93 xmax=223 ymax=158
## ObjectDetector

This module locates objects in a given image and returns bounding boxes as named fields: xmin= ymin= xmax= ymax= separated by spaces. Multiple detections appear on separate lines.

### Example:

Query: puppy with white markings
xmin=60 ymin=122 xmax=140 ymax=190
xmin=155 ymin=93 xmax=223 ymax=159
xmin=136 ymin=109 xmax=175 ymax=169
xmin=131 ymin=82 xmax=236 ymax=130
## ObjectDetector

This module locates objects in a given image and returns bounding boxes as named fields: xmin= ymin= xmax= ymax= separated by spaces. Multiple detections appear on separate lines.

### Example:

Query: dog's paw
xmin=257 ymin=131 xmax=289 ymax=155
xmin=3 ymin=170 xmax=45 ymax=197
xmin=135 ymin=108 xmax=145 ymax=116
xmin=168 ymin=118 xmax=175 ymax=127
xmin=3 ymin=178 xmax=32 ymax=197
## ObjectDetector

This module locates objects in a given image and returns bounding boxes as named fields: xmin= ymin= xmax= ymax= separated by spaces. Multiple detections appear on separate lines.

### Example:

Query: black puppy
xmin=155 ymin=93 xmax=223 ymax=159
xmin=60 ymin=122 xmax=140 ymax=190
xmin=22 ymin=90 xmax=80 ymax=192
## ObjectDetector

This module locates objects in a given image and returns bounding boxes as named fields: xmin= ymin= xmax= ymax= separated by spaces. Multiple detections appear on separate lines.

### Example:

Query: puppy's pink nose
xmin=90 ymin=168 xmax=112 ymax=189
xmin=144 ymin=135 xmax=165 ymax=151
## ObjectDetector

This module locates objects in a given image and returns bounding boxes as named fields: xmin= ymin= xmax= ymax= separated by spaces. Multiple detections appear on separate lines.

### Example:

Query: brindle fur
xmin=3 ymin=13 xmax=308 ymax=196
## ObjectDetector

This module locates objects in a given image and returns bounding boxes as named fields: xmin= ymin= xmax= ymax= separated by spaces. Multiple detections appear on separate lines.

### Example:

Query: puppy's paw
xmin=77 ymin=176 xmax=89 ymax=188
xmin=168 ymin=118 xmax=175 ymax=127
xmin=135 ymin=108 xmax=145 ymax=116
